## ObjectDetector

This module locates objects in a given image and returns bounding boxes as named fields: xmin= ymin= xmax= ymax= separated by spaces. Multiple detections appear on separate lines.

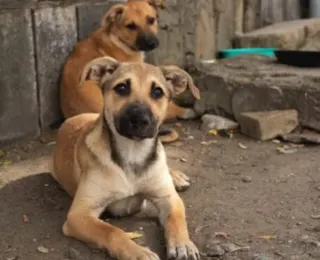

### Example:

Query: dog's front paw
xmin=121 ymin=244 xmax=159 ymax=260
xmin=167 ymin=240 xmax=200 ymax=260
xmin=178 ymin=108 xmax=197 ymax=120
xmin=171 ymin=170 xmax=190 ymax=192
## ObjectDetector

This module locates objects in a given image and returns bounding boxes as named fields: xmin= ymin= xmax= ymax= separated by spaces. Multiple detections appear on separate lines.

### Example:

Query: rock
xmin=234 ymin=18 xmax=320 ymax=50
xmin=201 ymin=114 xmax=239 ymax=131
xmin=193 ymin=55 xmax=320 ymax=132
xmin=37 ymin=246 xmax=49 ymax=254
xmin=206 ymin=244 xmax=225 ymax=257
xmin=279 ymin=133 xmax=320 ymax=145
xmin=221 ymin=242 xmax=237 ymax=252
xmin=238 ymin=110 xmax=298 ymax=141
xmin=242 ymin=176 xmax=252 ymax=183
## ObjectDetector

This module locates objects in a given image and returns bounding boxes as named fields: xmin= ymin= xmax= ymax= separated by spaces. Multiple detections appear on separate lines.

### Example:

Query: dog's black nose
xmin=136 ymin=33 xmax=159 ymax=51
xmin=129 ymin=112 xmax=151 ymax=128
xmin=115 ymin=103 xmax=157 ymax=140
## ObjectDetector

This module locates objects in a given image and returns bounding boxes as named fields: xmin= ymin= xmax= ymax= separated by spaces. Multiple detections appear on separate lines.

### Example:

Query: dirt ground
xmin=0 ymin=121 xmax=320 ymax=260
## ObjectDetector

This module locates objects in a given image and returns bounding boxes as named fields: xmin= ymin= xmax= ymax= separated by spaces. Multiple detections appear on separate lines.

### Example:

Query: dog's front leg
xmin=63 ymin=184 xmax=159 ymax=260
xmin=148 ymin=190 xmax=200 ymax=260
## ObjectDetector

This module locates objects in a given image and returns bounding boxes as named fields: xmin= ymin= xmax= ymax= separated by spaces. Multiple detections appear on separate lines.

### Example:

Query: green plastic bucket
xmin=220 ymin=48 xmax=276 ymax=58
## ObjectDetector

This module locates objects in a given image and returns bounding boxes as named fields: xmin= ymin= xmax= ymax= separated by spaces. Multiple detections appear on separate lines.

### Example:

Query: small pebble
xmin=242 ymin=176 xmax=252 ymax=183
xmin=222 ymin=242 xmax=237 ymax=252
xmin=206 ymin=244 xmax=225 ymax=257
xmin=37 ymin=246 xmax=49 ymax=254
xmin=313 ymin=225 xmax=320 ymax=232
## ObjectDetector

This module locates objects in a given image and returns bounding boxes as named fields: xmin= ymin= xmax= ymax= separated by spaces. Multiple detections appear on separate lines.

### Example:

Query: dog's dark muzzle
xmin=115 ymin=103 xmax=158 ymax=140
xmin=135 ymin=33 xmax=159 ymax=51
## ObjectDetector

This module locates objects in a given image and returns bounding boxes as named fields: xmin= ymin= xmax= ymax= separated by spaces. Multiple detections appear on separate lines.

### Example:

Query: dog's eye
xmin=126 ymin=22 xmax=137 ymax=30
xmin=114 ymin=81 xmax=131 ymax=96
xmin=150 ymin=83 xmax=164 ymax=99
xmin=147 ymin=16 xmax=155 ymax=25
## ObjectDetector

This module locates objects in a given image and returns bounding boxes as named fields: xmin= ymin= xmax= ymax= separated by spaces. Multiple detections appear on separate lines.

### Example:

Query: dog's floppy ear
xmin=80 ymin=57 xmax=120 ymax=87
xmin=127 ymin=0 xmax=166 ymax=10
xmin=101 ymin=4 xmax=125 ymax=27
xmin=159 ymin=65 xmax=200 ymax=99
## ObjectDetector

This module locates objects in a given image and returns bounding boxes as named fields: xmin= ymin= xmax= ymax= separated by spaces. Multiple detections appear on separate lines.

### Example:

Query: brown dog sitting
xmin=60 ymin=0 xmax=200 ymax=143
xmin=53 ymin=57 xmax=200 ymax=260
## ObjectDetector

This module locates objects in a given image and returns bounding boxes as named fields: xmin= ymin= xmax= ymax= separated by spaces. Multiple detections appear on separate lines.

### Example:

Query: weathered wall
xmin=0 ymin=0 xmax=303 ymax=143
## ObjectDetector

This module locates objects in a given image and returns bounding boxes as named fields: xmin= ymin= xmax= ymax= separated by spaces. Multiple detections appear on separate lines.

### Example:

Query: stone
xmin=206 ymin=244 xmax=225 ymax=257
xmin=242 ymin=176 xmax=252 ymax=183
xmin=0 ymin=9 xmax=39 ymax=142
xmin=201 ymin=114 xmax=239 ymax=131
xmin=34 ymin=6 xmax=77 ymax=129
xmin=238 ymin=110 xmax=298 ymax=141
xmin=193 ymin=55 xmax=320 ymax=132
xmin=235 ymin=18 xmax=320 ymax=50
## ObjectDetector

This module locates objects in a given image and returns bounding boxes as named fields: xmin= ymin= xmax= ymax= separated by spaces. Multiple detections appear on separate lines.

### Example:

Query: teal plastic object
xmin=220 ymin=48 xmax=276 ymax=58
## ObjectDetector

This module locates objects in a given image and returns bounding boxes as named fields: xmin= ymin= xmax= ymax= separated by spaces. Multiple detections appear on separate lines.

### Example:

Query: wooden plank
xmin=243 ymin=0 xmax=262 ymax=32
xmin=179 ymin=0 xmax=197 ymax=55
xmin=77 ymin=1 xmax=122 ymax=40
xmin=0 ymin=9 xmax=39 ymax=142
xmin=234 ymin=0 xmax=244 ymax=34
xmin=283 ymin=0 xmax=301 ymax=20
xmin=260 ymin=0 xmax=272 ymax=26
xmin=34 ymin=6 xmax=77 ymax=128
xmin=214 ymin=0 xmax=234 ymax=50
xmin=146 ymin=0 xmax=183 ymax=65
xmin=0 ymin=0 xmax=116 ymax=9
xmin=271 ymin=0 xmax=284 ymax=23
xmin=194 ymin=0 xmax=216 ymax=59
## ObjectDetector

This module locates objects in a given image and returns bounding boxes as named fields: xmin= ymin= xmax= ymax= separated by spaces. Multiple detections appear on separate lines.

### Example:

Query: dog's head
xmin=101 ymin=0 xmax=163 ymax=52
xmin=80 ymin=57 xmax=199 ymax=140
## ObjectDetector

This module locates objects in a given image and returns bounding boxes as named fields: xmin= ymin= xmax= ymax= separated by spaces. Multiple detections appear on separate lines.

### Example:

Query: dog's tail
xmin=158 ymin=127 xmax=179 ymax=143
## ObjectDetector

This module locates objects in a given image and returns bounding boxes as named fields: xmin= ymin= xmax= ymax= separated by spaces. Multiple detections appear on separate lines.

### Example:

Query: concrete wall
xmin=0 ymin=0 xmax=302 ymax=143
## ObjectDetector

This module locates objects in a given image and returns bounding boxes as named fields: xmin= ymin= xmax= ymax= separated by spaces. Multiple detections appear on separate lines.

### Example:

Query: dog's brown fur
xmin=60 ymin=0 xmax=200 ymax=143
xmin=53 ymin=57 xmax=199 ymax=260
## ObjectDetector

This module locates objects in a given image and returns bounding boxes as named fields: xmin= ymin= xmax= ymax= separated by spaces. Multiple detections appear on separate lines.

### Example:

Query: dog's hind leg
xmin=165 ymin=101 xmax=197 ymax=121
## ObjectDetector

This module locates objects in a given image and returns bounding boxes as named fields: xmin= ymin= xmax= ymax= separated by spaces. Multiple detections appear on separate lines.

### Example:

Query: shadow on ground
xmin=0 ymin=173 xmax=165 ymax=260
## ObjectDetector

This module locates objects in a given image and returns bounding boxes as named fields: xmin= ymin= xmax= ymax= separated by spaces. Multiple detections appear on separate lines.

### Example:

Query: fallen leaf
xmin=214 ymin=232 xmax=228 ymax=239
xmin=201 ymin=140 xmax=218 ymax=145
xmin=276 ymin=146 xmax=297 ymax=154
xmin=126 ymin=232 xmax=143 ymax=240
xmin=23 ymin=214 xmax=29 ymax=223
xmin=257 ymin=235 xmax=277 ymax=240
xmin=208 ymin=129 xmax=218 ymax=136
xmin=238 ymin=142 xmax=248 ymax=149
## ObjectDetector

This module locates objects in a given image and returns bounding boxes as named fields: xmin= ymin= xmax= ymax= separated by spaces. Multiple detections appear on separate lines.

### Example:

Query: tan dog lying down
xmin=60 ymin=0 xmax=200 ymax=143
xmin=52 ymin=57 xmax=200 ymax=260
